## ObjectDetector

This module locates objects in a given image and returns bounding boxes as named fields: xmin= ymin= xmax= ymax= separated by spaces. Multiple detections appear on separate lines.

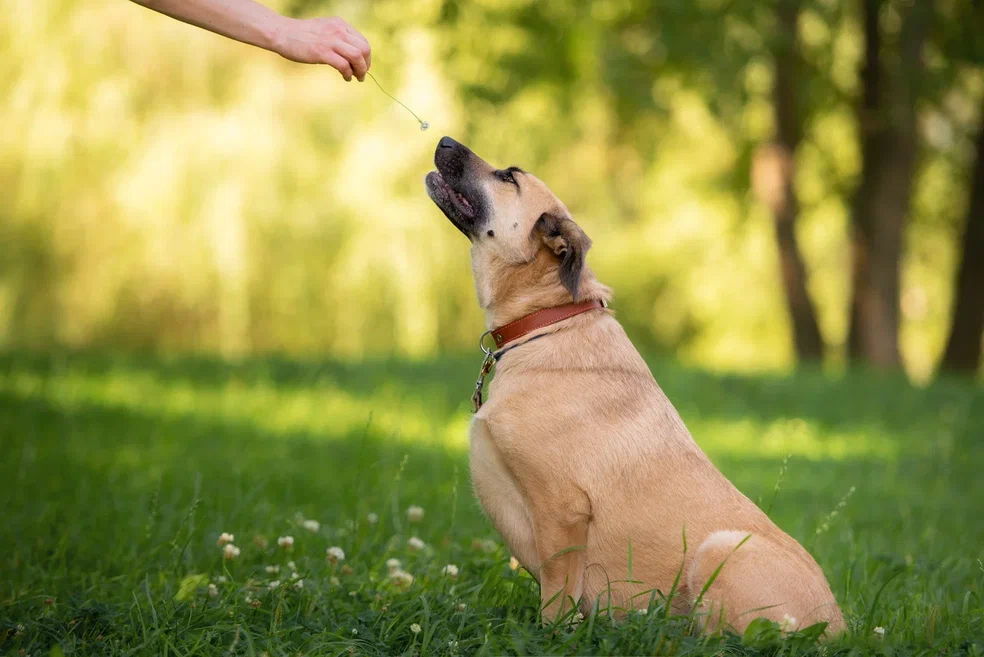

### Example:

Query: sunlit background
xmin=1 ymin=0 xmax=981 ymax=380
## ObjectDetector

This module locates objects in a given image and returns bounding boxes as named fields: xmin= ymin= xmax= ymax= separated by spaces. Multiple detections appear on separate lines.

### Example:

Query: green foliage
xmin=1 ymin=1 xmax=981 ymax=377
xmin=2 ymin=350 xmax=984 ymax=654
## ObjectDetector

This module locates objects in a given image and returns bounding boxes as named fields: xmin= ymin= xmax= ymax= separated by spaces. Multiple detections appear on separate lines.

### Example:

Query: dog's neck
xmin=482 ymin=265 xmax=613 ymax=330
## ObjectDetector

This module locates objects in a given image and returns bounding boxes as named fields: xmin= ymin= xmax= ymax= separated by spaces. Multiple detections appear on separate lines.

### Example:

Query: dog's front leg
xmin=531 ymin=490 xmax=591 ymax=625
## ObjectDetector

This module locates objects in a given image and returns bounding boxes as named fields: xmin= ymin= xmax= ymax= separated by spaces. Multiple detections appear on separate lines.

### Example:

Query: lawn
xmin=1 ymin=350 xmax=982 ymax=656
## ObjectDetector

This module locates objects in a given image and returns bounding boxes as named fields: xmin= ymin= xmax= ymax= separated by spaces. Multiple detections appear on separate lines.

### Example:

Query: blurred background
xmin=1 ymin=0 xmax=982 ymax=382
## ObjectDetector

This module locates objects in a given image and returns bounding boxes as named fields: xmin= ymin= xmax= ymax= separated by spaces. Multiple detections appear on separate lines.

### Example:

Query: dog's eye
xmin=495 ymin=168 xmax=520 ymax=187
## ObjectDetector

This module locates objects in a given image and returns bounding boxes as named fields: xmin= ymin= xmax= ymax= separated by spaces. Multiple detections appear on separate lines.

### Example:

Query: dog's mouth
xmin=425 ymin=170 xmax=479 ymax=236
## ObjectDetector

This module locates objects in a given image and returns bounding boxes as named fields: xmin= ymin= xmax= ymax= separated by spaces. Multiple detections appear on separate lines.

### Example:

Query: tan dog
xmin=425 ymin=136 xmax=845 ymax=634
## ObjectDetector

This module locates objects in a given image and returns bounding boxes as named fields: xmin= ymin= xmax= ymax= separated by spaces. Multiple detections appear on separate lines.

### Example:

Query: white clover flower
xmin=636 ymin=608 xmax=648 ymax=615
xmin=456 ymin=602 xmax=467 ymax=611
xmin=780 ymin=614 xmax=797 ymax=632
xmin=290 ymin=571 xmax=301 ymax=580
xmin=287 ymin=560 xmax=297 ymax=571
xmin=351 ymin=628 xmax=358 ymax=635
xmin=407 ymin=537 xmax=425 ymax=551
xmin=302 ymin=519 xmax=320 ymax=532
xmin=509 ymin=556 xmax=519 ymax=571
xmin=442 ymin=564 xmax=459 ymax=578
xmin=278 ymin=536 xmax=294 ymax=550
xmin=326 ymin=546 xmax=346 ymax=563
xmin=244 ymin=594 xmax=254 ymax=603
xmin=207 ymin=583 xmax=218 ymax=597
xmin=874 ymin=626 xmax=886 ymax=636
xmin=410 ymin=622 xmax=422 ymax=635
xmin=268 ymin=580 xmax=281 ymax=590
xmin=329 ymin=576 xmax=341 ymax=586
xmin=265 ymin=565 xmax=280 ymax=574
xmin=217 ymin=532 xmax=235 ymax=547
xmin=216 ymin=575 xmax=227 ymax=583
xmin=222 ymin=543 xmax=241 ymax=559
xmin=406 ymin=506 xmax=425 ymax=523
xmin=294 ymin=579 xmax=304 ymax=590
xmin=386 ymin=558 xmax=402 ymax=572
xmin=390 ymin=569 xmax=414 ymax=587
xmin=367 ymin=512 xmax=379 ymax=525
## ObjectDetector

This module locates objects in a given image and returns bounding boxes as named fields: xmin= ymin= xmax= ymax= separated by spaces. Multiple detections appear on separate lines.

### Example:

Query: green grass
xmin=1 ymin=350 xmax=983 ymax=656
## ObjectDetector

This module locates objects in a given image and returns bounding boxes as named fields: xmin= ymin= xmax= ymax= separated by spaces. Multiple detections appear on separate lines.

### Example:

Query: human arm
xmin=130 ymin=0 xmax=371 ymax=80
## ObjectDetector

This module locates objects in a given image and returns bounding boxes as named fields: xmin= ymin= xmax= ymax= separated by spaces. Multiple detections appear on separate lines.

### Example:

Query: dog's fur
xmin=425 ymin=137 xmax=845 ymax=634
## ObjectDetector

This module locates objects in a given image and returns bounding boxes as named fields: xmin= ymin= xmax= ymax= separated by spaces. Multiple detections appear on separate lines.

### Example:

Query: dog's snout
xmin=438 ymin=136 xmax=458 ymax=150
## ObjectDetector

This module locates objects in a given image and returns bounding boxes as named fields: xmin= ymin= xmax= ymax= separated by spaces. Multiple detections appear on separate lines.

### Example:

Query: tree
xmin=846 ymin=0 xmax=931 ymax=369
xmin=940 ymin=99 xmax=984 ymax=375
xmin=752 ymin=0 xmax=825 ymax=362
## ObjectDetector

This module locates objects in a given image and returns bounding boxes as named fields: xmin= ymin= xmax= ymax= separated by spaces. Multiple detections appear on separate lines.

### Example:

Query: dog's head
xmin=425 ymin=137 xmax=605 ymax=319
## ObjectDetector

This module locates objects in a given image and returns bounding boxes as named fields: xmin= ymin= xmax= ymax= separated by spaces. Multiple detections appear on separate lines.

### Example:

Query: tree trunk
xmin=753 ymin=0 xmax=825 ymax=362
xmin=846 ymin=0 xmax=930 ymax=369
xmin=940 ymin=101 xmax=984 ymax=375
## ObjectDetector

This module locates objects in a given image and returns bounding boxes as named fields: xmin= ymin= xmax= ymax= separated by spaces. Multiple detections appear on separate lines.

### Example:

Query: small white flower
xmin=207 ymin=583 xmax=218 ymax=597
xmin=278 ymin=536 xmax=294 ymax=550
xmin=449 ymin=640 xmax=458 ymax=651
xmin=636 ymin=608 xmax=648 ymax=615
xmin=15 ymin=623 xmax=25 ymax=634
xmin=329 ymin=576 xmax=341 ymax=586
xmin=244 ymin=594 xmax=254 ymax=603
xmin=287 ymin=560 xmax=297 ymax=571
xmin=408 ymin=537 xmax=425 ymax=551
xmin=509 ymin=556 xmax=519 ymax=571
xmin=326 ymin=546 xmax=346 ymax=563
xmin=217 ymin=532 xmax=235 ymax=547
xmin=265 ymin=565 xmax=280 ymax=574
xmin=293 ymin=579 xmax=304 ymax=589
xmin=216 ymin=575 xmax=227 ymax=584
xmin=386 ymin=558 xmax=402 ymax=572
xmin=406 ymin=505 xmax=425 ymax=523
xmin=410 ymin=622 xmax=422 ymax=635
xmin=874 ymin=626 xmax=886 ymax=636
xmin=351 ymin=628 xmax=358 ymax=635
xmin=268 ymin=580 xmax=281 ymax=590
xmin=442 ymin=564 xmax=459 ymax=578
xmin=302 ymin=519 xmax=320 ymax=532
xmin=456 ymin=602 xmax=467 ymax=611
xmin=222 ymin=543 xmax=241 ymax=559
xmin=570 ymin=611 xmax=584 ymax=627
xmin=390 ymin=569 xmax=414 ymax=587
xmin=367 ymin=512 xmax=379 ymax=525
xmin=290 ymin=571 xmax=301 ymax=580
xmin=780 ymin=614 xmax=797 ymax=632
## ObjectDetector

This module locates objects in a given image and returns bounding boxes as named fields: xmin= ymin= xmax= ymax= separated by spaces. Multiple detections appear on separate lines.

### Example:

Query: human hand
xmin=273 ymin=16 xmax=371 ymax=81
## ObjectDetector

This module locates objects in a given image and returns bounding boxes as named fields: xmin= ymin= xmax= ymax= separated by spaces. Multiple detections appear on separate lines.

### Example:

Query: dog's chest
xmin=467 ymin=415 xmax=539 ymax=567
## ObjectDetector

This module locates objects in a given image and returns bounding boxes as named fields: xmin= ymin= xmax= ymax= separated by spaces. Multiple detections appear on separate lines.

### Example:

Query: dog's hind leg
xmin=686 ymin=530 xmax=845 ymax=635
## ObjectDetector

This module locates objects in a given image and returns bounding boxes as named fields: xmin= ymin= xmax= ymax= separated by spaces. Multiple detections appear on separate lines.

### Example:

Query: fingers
xmin=322 ymin=51 xmax=353 ymax=81
xmin=333 ymin=40 xmax=368 ymax=81
xmin=343 ymin=26 xmax=371 ymax=70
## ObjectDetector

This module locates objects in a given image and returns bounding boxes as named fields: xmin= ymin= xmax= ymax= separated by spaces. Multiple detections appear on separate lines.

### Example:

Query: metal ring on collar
xmin=479 ymin=330 xmax=496 ymax=356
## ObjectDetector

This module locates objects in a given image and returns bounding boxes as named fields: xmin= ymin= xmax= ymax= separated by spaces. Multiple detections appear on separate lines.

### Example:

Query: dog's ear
xmin=534 ymin=212 xmax=592 ymax=300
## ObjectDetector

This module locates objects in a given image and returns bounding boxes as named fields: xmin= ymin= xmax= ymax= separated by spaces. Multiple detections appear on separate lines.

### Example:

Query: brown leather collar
xmin=489 ymin=299 xmax=606 ymax=349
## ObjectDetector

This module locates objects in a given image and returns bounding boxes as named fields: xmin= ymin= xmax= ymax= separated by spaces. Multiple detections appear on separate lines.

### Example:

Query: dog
xmin=425 ymin=136 xmax=845 ymax=634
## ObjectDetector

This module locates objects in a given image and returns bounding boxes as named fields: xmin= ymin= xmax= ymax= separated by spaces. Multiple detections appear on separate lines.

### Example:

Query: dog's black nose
xmin=438 ymin=136 xmax=457 ymax=149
